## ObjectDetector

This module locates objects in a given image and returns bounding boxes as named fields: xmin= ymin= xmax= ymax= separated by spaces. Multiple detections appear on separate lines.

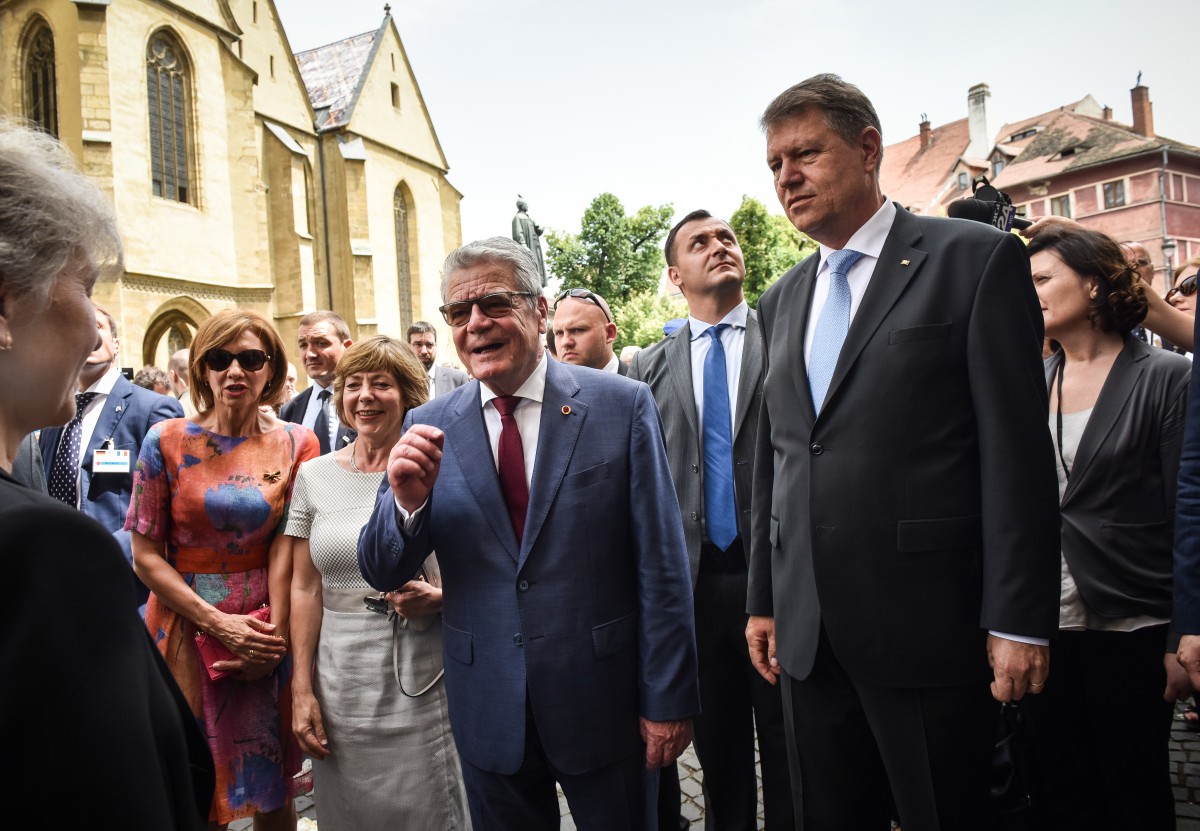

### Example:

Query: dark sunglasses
xmin=203 ymin=348 xmax=271 ymax=372
xmin=1166 ymin=274 xmax=1199 ymax=302
xmin=553 ymin=287 xmax=612 ymax=322
xmin=439 ymin=291 xmax=537 ymax=327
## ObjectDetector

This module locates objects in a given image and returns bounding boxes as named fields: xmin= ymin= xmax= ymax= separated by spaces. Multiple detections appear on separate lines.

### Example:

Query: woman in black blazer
xmin=1027 ymin=226 xmax=1191 ymax=830
xmin=0 ymin=119 xmax=212 ymax=828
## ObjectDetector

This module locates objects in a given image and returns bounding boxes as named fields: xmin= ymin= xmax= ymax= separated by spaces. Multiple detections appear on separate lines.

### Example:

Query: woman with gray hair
xmin=0 ymin=118 xmax=212 ymax=827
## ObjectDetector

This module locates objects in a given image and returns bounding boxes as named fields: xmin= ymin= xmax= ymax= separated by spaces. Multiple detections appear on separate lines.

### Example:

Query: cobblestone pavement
xmin=230 ymin=706 xmax=1200 ymax=829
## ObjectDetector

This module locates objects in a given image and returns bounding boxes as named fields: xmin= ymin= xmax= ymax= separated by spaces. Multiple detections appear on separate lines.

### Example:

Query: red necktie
xmin=492 ymin=395 xmax=529 ymax=542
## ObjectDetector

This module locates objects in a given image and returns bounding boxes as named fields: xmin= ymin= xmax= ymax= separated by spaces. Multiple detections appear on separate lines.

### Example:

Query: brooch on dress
xmin=263 ymin=470 xmax=281 ymax=483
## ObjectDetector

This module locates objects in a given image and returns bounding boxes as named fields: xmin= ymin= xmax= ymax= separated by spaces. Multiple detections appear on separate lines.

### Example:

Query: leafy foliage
xmin=614 ymin=290 xmax=689 ymax=351
xmin=546 ymin=193 xmax=674 ymax=311
xmin=729 ymin=195 xmax=816 ymax=306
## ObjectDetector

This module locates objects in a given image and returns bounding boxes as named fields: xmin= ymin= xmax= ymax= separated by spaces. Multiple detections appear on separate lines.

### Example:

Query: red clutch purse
xmin=194 ymin=605 xmax=271 ymax=681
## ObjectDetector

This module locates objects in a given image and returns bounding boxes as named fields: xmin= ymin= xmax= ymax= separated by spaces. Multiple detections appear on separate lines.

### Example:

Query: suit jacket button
xmin=809 ymin=442 xmax=824 ymax=455
xmin=518 ymin=580 xmax=529 ymax=591
xmin=692 ymin=464 xmax=699 ymax=473
xmin=513 ymin=634 xmax=523 ymax=646
xmin=691 ymin=512 xmax=699 ymax=521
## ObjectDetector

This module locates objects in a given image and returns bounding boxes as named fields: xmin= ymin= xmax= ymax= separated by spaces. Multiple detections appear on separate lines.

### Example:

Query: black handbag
xmin=991 ymin=701 xmax=1036 ymax=828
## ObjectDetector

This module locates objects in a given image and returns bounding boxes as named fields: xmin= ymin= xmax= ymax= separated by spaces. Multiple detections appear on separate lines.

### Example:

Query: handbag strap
xmin=391 ymin=614 xmax=445 ymax=698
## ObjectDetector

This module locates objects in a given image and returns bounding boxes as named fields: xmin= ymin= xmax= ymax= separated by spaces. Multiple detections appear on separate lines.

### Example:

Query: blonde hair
xmin=333 ymin=335 xmax=429 ymax=425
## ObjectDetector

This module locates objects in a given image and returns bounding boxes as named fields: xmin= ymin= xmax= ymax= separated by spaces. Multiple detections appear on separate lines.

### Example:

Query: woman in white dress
xmin=286 ymin=335 xmax=469 ymax=830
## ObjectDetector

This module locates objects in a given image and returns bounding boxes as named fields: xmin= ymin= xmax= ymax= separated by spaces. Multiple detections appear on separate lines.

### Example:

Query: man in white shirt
xmin=408 ymin=320 xmax=467 ymax=398
xmin=39 ymin=307 xmax=183 ymax=610
xmin=168 ymin=348 xmax=197 ymax=416
xmin=279 ymin=310 xmax=355 ymax=453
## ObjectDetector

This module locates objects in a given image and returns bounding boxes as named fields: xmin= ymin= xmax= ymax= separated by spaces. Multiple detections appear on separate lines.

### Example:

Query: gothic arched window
xmin=23 ymin=22 xmax=57 ymax=137
xmin=394 ymin=186 xmax=414 ymax=331
xmin=147 ymin=31 xmax=193 ymax=204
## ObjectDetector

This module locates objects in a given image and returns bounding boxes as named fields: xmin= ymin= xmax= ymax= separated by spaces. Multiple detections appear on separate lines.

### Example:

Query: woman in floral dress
xmin=127 ymin=309 xmax=318 ymax=829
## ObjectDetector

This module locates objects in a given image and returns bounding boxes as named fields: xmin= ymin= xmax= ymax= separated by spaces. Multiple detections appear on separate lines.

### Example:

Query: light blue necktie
xmin=703 ymin=324 xmax=737 ymax=551
xmin=808 ymin=249 xmax=865 ymax=414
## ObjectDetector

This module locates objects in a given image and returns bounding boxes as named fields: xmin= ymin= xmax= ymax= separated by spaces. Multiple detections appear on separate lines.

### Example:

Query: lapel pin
xmin=263 ymin=470 xmax=281 ymax=483
xmin=561 ymin=405 xmax=571 ymax=415
xmin=901 ymin=259 xmax=911 ymax=266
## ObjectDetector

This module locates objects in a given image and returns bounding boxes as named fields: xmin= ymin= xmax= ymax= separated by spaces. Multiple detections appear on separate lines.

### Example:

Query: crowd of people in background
xmin=6 ymin=69 xmax=1200 ymax=831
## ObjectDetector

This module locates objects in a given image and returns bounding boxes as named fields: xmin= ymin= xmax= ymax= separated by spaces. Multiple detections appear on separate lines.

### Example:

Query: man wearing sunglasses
xmin=628 ymin=211 xmax=792 ymax=831
xmin=359 ymin=237 xmax=699 ymax=830
xmin=552 ymin=288 xmax=626 ymax=375
xmin=39 ymin=306 xmax=183 ymax=613
xmin=280 ymin=310 xmax=356 ymax=454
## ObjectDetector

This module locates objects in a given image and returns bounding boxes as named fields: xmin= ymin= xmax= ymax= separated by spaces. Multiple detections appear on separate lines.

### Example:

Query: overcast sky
xmin=278 ymin=0 xmax=1198 ymax=248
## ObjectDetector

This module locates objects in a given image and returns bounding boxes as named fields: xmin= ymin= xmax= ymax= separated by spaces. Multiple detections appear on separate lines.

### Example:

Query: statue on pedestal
xmin=512 ymin=196 xmax=547 ymax=287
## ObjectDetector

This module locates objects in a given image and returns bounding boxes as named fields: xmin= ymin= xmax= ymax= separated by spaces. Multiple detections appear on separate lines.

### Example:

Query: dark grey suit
xmin=630 ymin=312 xmax=790 ymax=831
xmin=750 ymin=206 xmax=1061 ymax=826
xmin=279 ymin=385 xmax=356 ymax=453
xmin=432 ymin=364 xmax=469 ymax=397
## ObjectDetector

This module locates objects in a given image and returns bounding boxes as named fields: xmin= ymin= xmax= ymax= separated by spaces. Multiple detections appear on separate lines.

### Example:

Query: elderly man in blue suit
xmin=359 ymin=237 xmax=700 ymax=830
xmin=40 ymin=307 xmax=183 ymax=610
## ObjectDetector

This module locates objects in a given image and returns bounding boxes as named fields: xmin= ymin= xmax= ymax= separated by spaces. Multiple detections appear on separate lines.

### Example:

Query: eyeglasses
xmin=203 ymin=348 xmax=271 ymax=372
xmin=1166 ymin=274 xmax=1199 ymax=303
xmin=553 ymin=287 xmax=612 ymax=323
xmin=439 ymin=291 xmax=537 ymax=327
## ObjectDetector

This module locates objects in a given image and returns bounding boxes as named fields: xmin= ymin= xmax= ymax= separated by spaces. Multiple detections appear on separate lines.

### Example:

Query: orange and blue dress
xmin=125 ymin=418 xmax=319 ymax=824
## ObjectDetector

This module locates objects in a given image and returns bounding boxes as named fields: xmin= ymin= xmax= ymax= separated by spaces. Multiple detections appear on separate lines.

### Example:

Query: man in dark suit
xmin=280 ymin=310 xmax=356 ymax=453
xmin=629 ymin=211 xmax=791 ymax=831
xmin=40 ymin=307 xmax=183 ymax=609
xmin=551 ymin=288 xmax=628 ymax=376
xmin=745 ymin=74 xmax=1061 ymax=828
xmin=359 ymin=237 xmax=700 ymax=830
xmin=408 ymin=320 xmax=469 ymax=397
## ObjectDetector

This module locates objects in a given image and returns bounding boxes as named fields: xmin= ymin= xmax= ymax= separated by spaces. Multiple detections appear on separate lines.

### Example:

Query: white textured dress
xmin=286 ymin=453 xmax=469 ymax=831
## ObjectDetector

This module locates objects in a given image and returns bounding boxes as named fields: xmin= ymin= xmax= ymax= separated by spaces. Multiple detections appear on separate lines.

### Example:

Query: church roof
xmin=295 ymin=29 xmax=379 ymax=130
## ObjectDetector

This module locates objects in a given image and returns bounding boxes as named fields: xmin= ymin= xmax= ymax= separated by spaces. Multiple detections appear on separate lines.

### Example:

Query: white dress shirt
xmin=64 ymin=364 xmax=123 ymax=506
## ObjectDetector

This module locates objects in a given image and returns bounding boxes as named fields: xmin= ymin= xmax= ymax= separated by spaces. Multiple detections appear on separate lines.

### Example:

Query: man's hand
xmin=387 ymin=425 xmax=444 ymax=513
xmin=1165 ymin=652 xmax=1194 ymax=703
xmin=640 ymin=718 xmax=692 ymax=769
xmin=988 ymin=634 xmax=1049 ymax=702
xmin=1177 ymin=636 xmax=1200 ymax=690
xmin=746 ymin=615 xmax=780 ymax=685
xmin=387 ymin=578 xmax=443 ymax=618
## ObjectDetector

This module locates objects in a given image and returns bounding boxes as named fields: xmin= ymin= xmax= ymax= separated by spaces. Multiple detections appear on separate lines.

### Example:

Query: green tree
xmin=545 ymin=193 xmax=674 ymax=314
xmin=614 ymin=290 xmax=688 ymax=351
xmin=729 ymin=195 xmax=816 ymax=306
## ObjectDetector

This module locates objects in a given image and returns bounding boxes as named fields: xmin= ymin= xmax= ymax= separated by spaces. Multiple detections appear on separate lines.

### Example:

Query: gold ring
xmin=249 ymin=650 xmax=256 ymax=658
xmin=1030 ymin=681 xmax=1044 ymax=688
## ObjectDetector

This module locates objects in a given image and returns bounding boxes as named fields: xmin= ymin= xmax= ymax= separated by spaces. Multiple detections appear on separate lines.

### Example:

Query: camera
xmin=947 ymin=176 xmax=1031 ymax=232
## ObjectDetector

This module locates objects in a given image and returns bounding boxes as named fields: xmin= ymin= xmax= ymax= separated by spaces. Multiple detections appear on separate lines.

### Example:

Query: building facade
xmin=881 ymin=83 xmax=1200 ymax=293
xmin=0 ymin=0 xmax=462 ymax=376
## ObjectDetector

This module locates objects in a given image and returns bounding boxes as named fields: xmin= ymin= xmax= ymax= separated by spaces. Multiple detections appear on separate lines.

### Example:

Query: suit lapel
xmin=82 ymin=377 xmax=133 ymax=483
xmin=1059 ymin=339 xmax=1144 ymax=507
xmin=820 ymin=209 xmax=925 ymax=415
xmin=664 ymin=328 xmax=698 ymax=439
xmin=443 ymin=382 xmax=522 ymax=564
xmin=521 ymin=361 xmax=586 ymax=570
xmin=734 ymin=313 xmax=763 ymax=440
xmin=786 ymin=256 xmax=820 ymax=425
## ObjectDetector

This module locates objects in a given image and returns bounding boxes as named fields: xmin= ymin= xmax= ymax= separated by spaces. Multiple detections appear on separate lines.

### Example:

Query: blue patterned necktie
xmin=703 ymin=324 xmax=737 ymax=551
xmin=808 ymin=249 xmax=865 ymax=414
xmin=48 ymin=391 xmax=99 ymax=507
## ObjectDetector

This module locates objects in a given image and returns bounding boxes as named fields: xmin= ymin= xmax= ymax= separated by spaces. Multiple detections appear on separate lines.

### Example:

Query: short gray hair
xmin=440 ymin=237 xmax=544 ymax=303
xmin=760 ymin=74 xmax=884 ymax=170
xmin=0 ymin=118 xmax=123 ymax=308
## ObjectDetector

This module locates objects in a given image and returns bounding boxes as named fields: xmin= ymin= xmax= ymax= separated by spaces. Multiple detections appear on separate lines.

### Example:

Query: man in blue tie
xmin=358 ymin=237 xmax=699 ymax=830
xmin=629 ymin=211 xmax=791 ymax=831
xmin=746 ymin=74 xmax=1062 ymax=828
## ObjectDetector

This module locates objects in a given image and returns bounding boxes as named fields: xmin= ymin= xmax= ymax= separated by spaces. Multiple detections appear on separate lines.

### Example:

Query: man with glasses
xmin=39 ymin=306 xmax=183 ymax=612
xmin=359 ymin=236 xmax=699 ymax=830
xmin=280 ymin=310 xmax=355 ymax=454
xmin=629 ymin=211 xmax=792 ymax=831
xmin=552 ymin=288 xmax=626 ymax=375
xmin=408 ymin=320 xmax=468 ymax=397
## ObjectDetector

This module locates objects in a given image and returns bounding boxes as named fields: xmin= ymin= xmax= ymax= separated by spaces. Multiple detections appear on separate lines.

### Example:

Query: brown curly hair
xmin=1028 ymin=226 xmax=1147 ymax=334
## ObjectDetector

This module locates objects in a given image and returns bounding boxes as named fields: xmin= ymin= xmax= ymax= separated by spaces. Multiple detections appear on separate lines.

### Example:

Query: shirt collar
xmin=601 ymin=353 xmax=620 ymax=374
xmin=817 ymin=197 xmax=897 ymax=267
xmin=687 ymin=300 xmax=749 ymax=341
xmin=479 ymin=351 xmax=548 ymax=408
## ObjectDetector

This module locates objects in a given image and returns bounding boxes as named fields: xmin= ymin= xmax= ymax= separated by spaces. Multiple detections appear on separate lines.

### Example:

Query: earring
xmin=0 ymin=332 xmax=12 ymax=351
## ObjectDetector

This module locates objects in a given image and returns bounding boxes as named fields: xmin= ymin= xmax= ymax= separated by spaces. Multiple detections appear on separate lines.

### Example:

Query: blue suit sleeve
xmin=1175 ymin=313 xmax=1200 ymax=633
xmin=357 ymin=417 xmax=433 ymax=591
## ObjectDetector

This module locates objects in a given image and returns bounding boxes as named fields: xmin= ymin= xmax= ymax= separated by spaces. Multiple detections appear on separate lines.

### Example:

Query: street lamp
xmin=1163 ymin=238 xmax=1178 ymax=278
